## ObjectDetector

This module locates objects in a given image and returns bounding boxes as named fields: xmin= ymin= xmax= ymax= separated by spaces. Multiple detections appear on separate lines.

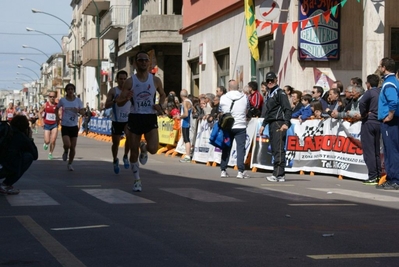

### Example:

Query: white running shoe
xmin=221 ymin=170 xmax=229 ymax=178
xmin=266 ymin=175 xmax=285 ymax=182
xmin=237 ymin=171 xmax=250 ymax=179
xmin=67 ymin=164 xmax=74 ymax=171
xmin=139 ymin=142 xmax=148 ymax=165
xmin=133 ymin=179 xmax=142 ymax=192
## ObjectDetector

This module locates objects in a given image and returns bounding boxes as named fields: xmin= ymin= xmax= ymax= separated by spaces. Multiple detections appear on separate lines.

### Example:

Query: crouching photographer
xmin=0 ymin=115 xmax=38 ymax=195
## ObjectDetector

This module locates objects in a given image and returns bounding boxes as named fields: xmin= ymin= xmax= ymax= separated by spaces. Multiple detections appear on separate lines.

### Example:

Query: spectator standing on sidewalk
xmin=359 ymin=74 xmax=381 ymax=185
xmin=219 ymin=79 xmax=250 ymax=179
xmin=376 ymin=57 xmax=399 ymax=190
xmin=105 ymin=70 xmax=131 ymax=174
xmin=259 ymin=72 xmax=292 ymax=182
xmin=177 ymin=89 xmax=193 ymax=163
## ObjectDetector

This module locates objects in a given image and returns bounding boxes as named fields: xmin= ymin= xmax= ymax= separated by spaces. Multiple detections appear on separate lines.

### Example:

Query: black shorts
xmin=182 ymin=127 xmax=190 ymax=143
xmin=61 ymin=125 xmax=79 ymax=138
xmin=127 ymin=114 xmax=158 ymax=135
xmin=112 ymin=121 xmax=128 ymax=135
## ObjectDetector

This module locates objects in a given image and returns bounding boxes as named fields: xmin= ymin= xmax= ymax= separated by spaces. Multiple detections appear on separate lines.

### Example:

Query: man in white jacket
xmin=219 ymin=80 xmax=250 ymax=179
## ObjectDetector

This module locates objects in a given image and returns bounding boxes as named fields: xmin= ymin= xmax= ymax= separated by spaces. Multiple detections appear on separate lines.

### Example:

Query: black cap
xmin=266 ymin=72 xmax=277 ymax=79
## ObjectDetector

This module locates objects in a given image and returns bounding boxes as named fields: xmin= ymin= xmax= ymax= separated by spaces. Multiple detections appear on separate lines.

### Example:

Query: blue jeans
xmin=381 ymin=117 xmax=399 ymax=183
xmin=220 ymin=128 xmax=246 ymax=172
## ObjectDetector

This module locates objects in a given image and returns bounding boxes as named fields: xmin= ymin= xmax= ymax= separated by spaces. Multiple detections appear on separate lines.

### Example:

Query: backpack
xmin=0 ymin=121 xmax=13 ymax=161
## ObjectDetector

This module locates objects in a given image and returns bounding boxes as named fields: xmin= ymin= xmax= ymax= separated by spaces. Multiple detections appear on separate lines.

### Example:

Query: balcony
xmin=100 ymin=5 xmax=130 ymax=40
xmin=82 ymin=0 xmax=110 ymax=16
xmin=140 ymin=15 xmax=182 ymax=44
xmin=82 ymin=38 xmax=105 ymax=67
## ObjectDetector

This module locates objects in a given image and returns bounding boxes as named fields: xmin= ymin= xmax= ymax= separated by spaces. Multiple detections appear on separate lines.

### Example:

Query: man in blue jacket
xmin=377 ymin=57 xmax=399 ymax=190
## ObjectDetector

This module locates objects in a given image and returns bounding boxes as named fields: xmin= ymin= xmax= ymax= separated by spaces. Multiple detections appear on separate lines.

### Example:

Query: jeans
xmin=220 ymin=128 xmax=246 ymax=172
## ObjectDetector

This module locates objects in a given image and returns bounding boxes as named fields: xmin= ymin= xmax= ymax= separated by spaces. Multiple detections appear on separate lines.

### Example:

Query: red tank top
xmin=43 ymin=102 xmax=57 ymax=125
xmin=6 ymin=108 xmax=14 ymax=121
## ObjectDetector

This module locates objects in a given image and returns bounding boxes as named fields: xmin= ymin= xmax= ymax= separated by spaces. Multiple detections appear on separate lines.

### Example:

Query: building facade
xmin=180 ymin=0 xmax=397 ymax=95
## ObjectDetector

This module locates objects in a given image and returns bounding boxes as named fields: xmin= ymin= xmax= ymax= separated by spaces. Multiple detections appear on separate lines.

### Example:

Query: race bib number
xmin=46 ymin=113 xmax=56 ymax=121
xmin=136 ymin=100 xmax=151 ymax=108
xmin=120 ymin=112 xmax=128 ymax=119
xmin=7 ymin=113 xmax=13 ymax=118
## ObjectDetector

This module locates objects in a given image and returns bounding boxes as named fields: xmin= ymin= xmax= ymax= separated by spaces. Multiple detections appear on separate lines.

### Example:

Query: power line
xmin=0 ymin=32 xmax=65 ymax=36
xmin=0 ymin=52 xmax=50 ymax=55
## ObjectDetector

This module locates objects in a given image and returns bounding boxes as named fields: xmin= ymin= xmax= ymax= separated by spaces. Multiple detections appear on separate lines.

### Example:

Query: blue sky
xmin=0 ymin=0 xmax=72 ymax=91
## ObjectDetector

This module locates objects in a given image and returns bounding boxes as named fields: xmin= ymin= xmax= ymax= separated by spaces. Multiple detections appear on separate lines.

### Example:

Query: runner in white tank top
xmin=104 ymin=70 xmax=131 ymax=174
xmin=115 ymin=51 xmax=166 ymax=192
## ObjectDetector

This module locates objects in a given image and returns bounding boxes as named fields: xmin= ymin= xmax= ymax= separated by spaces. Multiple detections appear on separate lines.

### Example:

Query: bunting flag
xmin=244 ymin=0 xmax=259 ymax=61
xmin=256 ymin=0 xmax=360 ymax=35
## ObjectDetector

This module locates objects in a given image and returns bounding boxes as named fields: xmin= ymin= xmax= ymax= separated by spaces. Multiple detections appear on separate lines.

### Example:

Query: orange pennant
xmin=255 ymin=19 xmax=262 ymax=28
xmin=292 ymin=21 xmax=299 ymax=34
xmin=261 ymin=21 xmax=271 ymax=30
xmin=271 ymin=23 xmax=279 ymax=34
xmin=281 ymin=23 xmax=289 ymax=35
xmin=312 ymin=15 xmax=320 ymax=28
xmin=323 ymin=10 xmax=331 ymax=23
xmin=301 ymin=19 xmax=308 ymax=29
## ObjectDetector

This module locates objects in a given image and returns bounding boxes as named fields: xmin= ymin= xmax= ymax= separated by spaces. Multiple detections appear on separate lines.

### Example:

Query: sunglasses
xmin=266 ymin=79 xmax=274 ymax=83
xmin=49 ymin=96 xmax=55 ymax=98
xmin=137 ymin=58 xmax=149 ymax=62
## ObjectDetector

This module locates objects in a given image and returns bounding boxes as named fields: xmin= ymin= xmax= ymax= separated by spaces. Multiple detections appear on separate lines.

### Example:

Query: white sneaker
xmin=221 ymin=170 xmax=229 ymax=178
xmin=67 ymin=164 xmax=74 ymax=171
xmin=237 ymin=171 xmax=250 ymax=179
xmin=139 ymin=142 xmax=148 ymax=165
xmin=133 ymin=179 xmax=142 ymax=192
xmin=266 ymin=175 xmax=285 ymax=182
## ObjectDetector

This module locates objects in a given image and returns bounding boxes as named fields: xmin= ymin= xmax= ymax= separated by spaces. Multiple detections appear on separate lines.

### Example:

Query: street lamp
xmin=22 ymin=45 xmax=49 ymax=58
xmin=17 ymin=66 xmax=40 ymax=79
xmin=26 ymin=27 xmax=63 ymax=52
xmin=20 ymin=57 xmax=42 ymax=68
xmin=17 ymin=72 xmax=36 ymax=81
xmin=32 ymin=8 xmax=78 ymax=81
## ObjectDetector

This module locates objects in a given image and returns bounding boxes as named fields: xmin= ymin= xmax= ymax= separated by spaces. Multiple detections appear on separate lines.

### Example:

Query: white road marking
xmin=51 ymin=225 xmax=110 ymax=231
xmin=6 ymin=190 xmax=59 ymax=206
xmin=308 ymin=252 xmax=399 ymax=260
xmin=288 ymin=203 xmax=357 ymax=206
xmin=160 ymin=188 xmax=242 ymax=202
xmin=309 ymin=188 xmax=399 ymax=202
xmin=238 ymin=187 xmax=320 ymax=202
xmin=82 ymin=189 xmax=155 ymax=204
xmin=67 ymin=185 xmax=102 ymax=188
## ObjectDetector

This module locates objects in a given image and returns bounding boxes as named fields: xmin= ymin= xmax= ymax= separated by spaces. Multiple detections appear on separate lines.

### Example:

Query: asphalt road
xmin=1 ymin=128 xmax=399 ymax=267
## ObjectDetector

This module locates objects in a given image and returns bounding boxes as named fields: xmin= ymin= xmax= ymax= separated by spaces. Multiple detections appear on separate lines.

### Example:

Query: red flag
xmin=312 ymin=15 xmax=320 ymax=28
xmin=261 ymin=21 xmax=271 ymax=30
xmin=292 ymin=21 xmax=299 ymax=33
xmin=271 ymin=23 xmax=279 ymax=33
xmin=301 ymin=19 xmax=309 ymax=29
xmin=323 ymin=11 xmax=331 ymax=23
xmin=281 ymin=23 xmax=288 ymax=35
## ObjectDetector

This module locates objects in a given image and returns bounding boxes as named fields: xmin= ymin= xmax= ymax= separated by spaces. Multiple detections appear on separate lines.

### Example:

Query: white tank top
xmin=112 ymin=87 xmax=130 ymax=122
xmin=130 ymin=74 xmax=157 ymax=114
xmin=57 ymin=97 xmax=83 ymax=127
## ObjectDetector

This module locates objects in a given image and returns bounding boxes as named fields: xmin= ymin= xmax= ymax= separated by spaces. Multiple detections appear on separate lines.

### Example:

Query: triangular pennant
xmin=261 ymin=21 xmax=271 ymax=30
xmin=283 ymin=58 xmax=288 ymax=78
xmin=281 ymin=23 xmax=288 ymax=35
xmin=271 ymin=23 xmax=279 ymax=34
xmin=292 ymin=21 xmax=299 ymax=34
xmin=301 ymin=19 xmax=309 ymax=29
xmin=357 ymin=0 xmax=360 ymax=2
xmin=312 ymin=15 xmax=320 ymax=28
xmin=341 ymin=0 xmax=347 ymax=8
xmin=255 ymin=19 xmax=262 ymax=28
xmin=289 ymin=46 xmax=296 ymax=63
xmin=331 ymin=5 xmax=338 ymax=17
xmin=323 ymin=10 xmax=331 ymax=23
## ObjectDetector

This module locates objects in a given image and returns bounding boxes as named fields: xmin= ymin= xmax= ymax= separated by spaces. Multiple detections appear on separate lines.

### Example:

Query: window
xmin=391 ymin=28 xmax=399 ymax=70
xmin=257 ymin=35 xmax=274 ymax=83
xmin=190 ymin=59 xmax=199 ymax=97
xmin=215 ymin=49 xmax=230 ymax=88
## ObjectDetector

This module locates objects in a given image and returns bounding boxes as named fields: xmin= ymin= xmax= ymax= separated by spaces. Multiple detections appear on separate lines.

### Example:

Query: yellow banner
xmin=244 ymin=0 xmax=259 ymax=61
xmin=157 ymin=117 xmax=178 ymax=145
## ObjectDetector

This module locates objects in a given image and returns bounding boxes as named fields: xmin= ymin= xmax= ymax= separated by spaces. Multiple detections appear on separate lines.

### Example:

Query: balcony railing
xmin=100 ymin=5 xmax=130 ymax=40
xmin=82 ymin=0 xmax=110 ymax=16
xmin=82 ymin=38 xmax=104 ymax=67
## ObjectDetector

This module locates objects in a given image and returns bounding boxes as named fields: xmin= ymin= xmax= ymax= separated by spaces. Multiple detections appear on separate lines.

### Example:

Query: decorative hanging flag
xmin=244 ymin=0 xmax=259 ymax=61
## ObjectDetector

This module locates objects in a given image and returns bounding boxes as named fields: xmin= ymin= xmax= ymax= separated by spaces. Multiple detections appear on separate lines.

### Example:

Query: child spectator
xmin=292 ymin=94 xmax=312 ymax=122
xmin=310 ymin=100 xmax=323 ymax=119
